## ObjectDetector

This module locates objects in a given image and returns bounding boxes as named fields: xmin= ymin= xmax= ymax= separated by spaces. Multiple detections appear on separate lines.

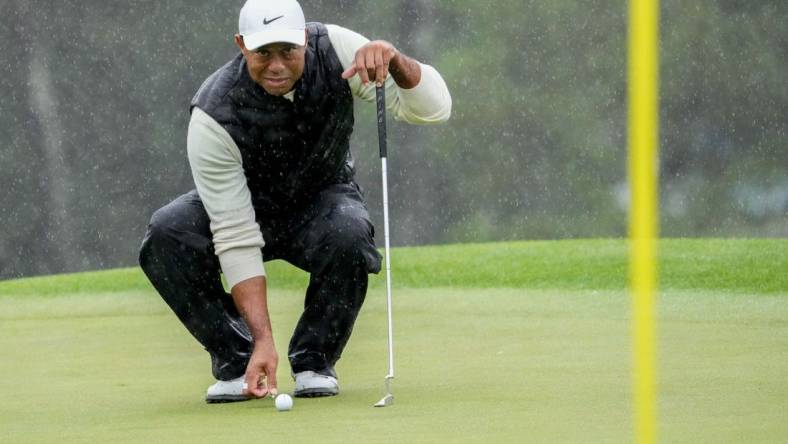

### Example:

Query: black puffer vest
xmin=191 ymin=22 xmax=354 ymax=214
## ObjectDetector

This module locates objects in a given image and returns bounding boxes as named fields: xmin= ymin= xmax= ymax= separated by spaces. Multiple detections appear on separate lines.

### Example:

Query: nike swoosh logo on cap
xmin=263 ymin=15 xmax=284 ymax=25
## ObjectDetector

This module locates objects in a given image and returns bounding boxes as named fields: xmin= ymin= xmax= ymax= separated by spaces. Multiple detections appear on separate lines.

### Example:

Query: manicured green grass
xmin=3 ymin=238 xmax=785 ymax=295
xmin=0 ymin=239 xmax=786 ymax=443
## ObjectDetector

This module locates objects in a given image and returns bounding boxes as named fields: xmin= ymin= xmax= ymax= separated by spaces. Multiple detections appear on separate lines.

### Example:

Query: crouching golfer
xmin=139 ymin=0 xmax=451 ymax=402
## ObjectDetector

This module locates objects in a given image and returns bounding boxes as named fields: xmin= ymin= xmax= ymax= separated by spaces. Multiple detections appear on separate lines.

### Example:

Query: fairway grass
xmin=1 ymin=239 xmax=786 ymax=443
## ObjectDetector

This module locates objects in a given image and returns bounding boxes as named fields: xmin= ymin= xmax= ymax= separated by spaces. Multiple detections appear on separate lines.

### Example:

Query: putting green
xmin=1 ymin=239 xmax=786 ymax=442
xmin=1 ymin=287 xmax=786 ymax=442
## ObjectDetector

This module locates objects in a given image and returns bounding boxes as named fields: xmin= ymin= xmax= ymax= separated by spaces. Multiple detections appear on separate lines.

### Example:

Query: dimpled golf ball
xmin=275 ymin=394 xmax=293 ymax=411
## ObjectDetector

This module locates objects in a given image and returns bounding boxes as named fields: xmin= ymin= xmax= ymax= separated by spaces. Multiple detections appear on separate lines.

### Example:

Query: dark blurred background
xmin=1 ymin=0 xmax=786 ymax=279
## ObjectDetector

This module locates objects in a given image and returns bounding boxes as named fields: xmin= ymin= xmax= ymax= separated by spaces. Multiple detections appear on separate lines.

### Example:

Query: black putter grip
xmin=376 ymin=85 xmax=387 ymax=158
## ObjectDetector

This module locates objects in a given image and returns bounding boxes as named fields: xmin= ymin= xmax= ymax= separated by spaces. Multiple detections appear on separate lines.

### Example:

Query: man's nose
xmin=267 ymin=55 xmax=285 ymax=72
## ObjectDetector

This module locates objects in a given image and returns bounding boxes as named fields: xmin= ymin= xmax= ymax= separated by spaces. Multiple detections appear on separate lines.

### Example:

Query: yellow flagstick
xmin=628 ymin=0 xmax=659 ymax=443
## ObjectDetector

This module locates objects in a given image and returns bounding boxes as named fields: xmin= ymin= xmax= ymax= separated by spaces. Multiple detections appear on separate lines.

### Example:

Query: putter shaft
xmin=375 ymin=85 xmax=395 ymax=407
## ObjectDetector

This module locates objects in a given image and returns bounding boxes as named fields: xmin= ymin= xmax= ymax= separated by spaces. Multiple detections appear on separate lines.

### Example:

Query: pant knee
xmin=141 ymin=193 xmax=213 ymax=260
xmin=328 ymin=219 xmax=381 ymax=272
xmin=140 ymin=202 xmax=168 ymax=253
xmin=139 ymin=202 xmax=212 ymax=273
xmin=139 ymin=207 xmax=169 ymax=264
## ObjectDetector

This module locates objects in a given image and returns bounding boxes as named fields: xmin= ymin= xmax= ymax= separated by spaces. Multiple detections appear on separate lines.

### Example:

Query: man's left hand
xmin=341 ymin=40 xmax=399 ymax=87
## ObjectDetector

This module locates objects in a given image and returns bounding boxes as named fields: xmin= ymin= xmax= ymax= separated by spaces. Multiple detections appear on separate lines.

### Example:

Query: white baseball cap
xmin=239 ymin=0 xmax=306 ymax=51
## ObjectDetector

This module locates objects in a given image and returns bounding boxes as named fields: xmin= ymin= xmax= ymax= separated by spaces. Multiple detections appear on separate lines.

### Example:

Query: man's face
xmin=235 ymin=35 xmax=306 ymax=96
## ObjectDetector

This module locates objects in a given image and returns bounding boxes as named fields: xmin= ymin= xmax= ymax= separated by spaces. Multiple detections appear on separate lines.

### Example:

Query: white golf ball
xmin=275 ymin=394 xmax=293 ymax=411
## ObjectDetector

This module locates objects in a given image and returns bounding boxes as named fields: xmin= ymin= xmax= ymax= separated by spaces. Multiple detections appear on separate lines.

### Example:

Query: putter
xmin=373 ymin=85 xmax=395 ymax=408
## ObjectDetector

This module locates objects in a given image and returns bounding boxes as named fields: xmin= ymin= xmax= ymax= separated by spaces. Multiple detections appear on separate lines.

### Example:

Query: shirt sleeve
xmin=187 ymin=107 xmax=266 ymax=289
xmin=325 ymin=24 xmax=452 ymax=124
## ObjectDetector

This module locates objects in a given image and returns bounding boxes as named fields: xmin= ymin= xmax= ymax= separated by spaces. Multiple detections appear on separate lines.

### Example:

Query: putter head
xmin=374 ymin=376 xmax=394 ymax=407
xmin=374 ymin=394 xmax=393 ymax=407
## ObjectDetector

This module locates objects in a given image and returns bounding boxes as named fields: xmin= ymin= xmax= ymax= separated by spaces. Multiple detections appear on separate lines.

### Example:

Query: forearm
xmin=328 ymin=25 xmax=451 ymax=123
xmin=389 ymin=51 xmax=421 ymax=89
xmin=231 ymin=275 xmax=278 ymax=396
xmin=230 ymin=276 xmax=273 ymax=344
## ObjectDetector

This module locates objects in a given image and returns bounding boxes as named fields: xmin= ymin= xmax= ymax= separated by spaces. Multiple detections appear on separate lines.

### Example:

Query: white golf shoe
xmin=205 ymin=375 xmax=250 ymax=403
xmin=293 ymin=371 xmax=339 ymax=398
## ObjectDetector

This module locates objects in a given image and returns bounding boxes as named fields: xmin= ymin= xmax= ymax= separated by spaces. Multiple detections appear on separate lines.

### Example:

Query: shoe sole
xmin=293 ymin=388 xmax=339 ymax=398
xmin=205 ymin=394 xmax=251 ymax=404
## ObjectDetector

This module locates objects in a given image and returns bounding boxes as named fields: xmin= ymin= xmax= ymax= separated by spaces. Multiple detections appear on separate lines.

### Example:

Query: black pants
xmin=138 ymin=183 xmax=381 ymax=381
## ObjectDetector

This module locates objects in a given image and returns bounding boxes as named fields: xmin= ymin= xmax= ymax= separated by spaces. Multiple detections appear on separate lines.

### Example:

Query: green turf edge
xmin=1 ymin=238 xmax=785 ymax=296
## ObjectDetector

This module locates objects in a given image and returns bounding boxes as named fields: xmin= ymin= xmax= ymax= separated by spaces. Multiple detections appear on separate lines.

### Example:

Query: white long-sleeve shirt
xmin=187 ymin=24 xmax=452 ymax=288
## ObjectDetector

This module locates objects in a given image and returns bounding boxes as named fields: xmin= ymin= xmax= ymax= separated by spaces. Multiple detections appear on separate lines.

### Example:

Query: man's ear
xmin=234 ymin=34 xmax=245 ymax=51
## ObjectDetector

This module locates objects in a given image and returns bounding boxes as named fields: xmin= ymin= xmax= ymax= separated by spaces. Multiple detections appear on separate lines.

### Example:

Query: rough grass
xmin=0 ymin=239 xmax=786 ymax=443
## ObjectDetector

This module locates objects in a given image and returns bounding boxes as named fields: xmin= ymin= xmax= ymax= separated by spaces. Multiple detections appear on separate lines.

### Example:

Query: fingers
xmin=244 ymin=372 xmax=266 ymax=398
xmin=343 ymin=41 xmax=397 ymax=86
xmin=355 ymin=50 xmax=370 ymax=85
xmin=266 ymin=364 xmax=278 ymax=396
xmin=242 ymin=359 xmax=278 ymax=399
xmin=365 ymin=49 xmax=377 ymax=86
xmin=341 ymin=63 xmax=357 ymax=80
xmin=374 ymin=50 xmax=386 ymax=86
